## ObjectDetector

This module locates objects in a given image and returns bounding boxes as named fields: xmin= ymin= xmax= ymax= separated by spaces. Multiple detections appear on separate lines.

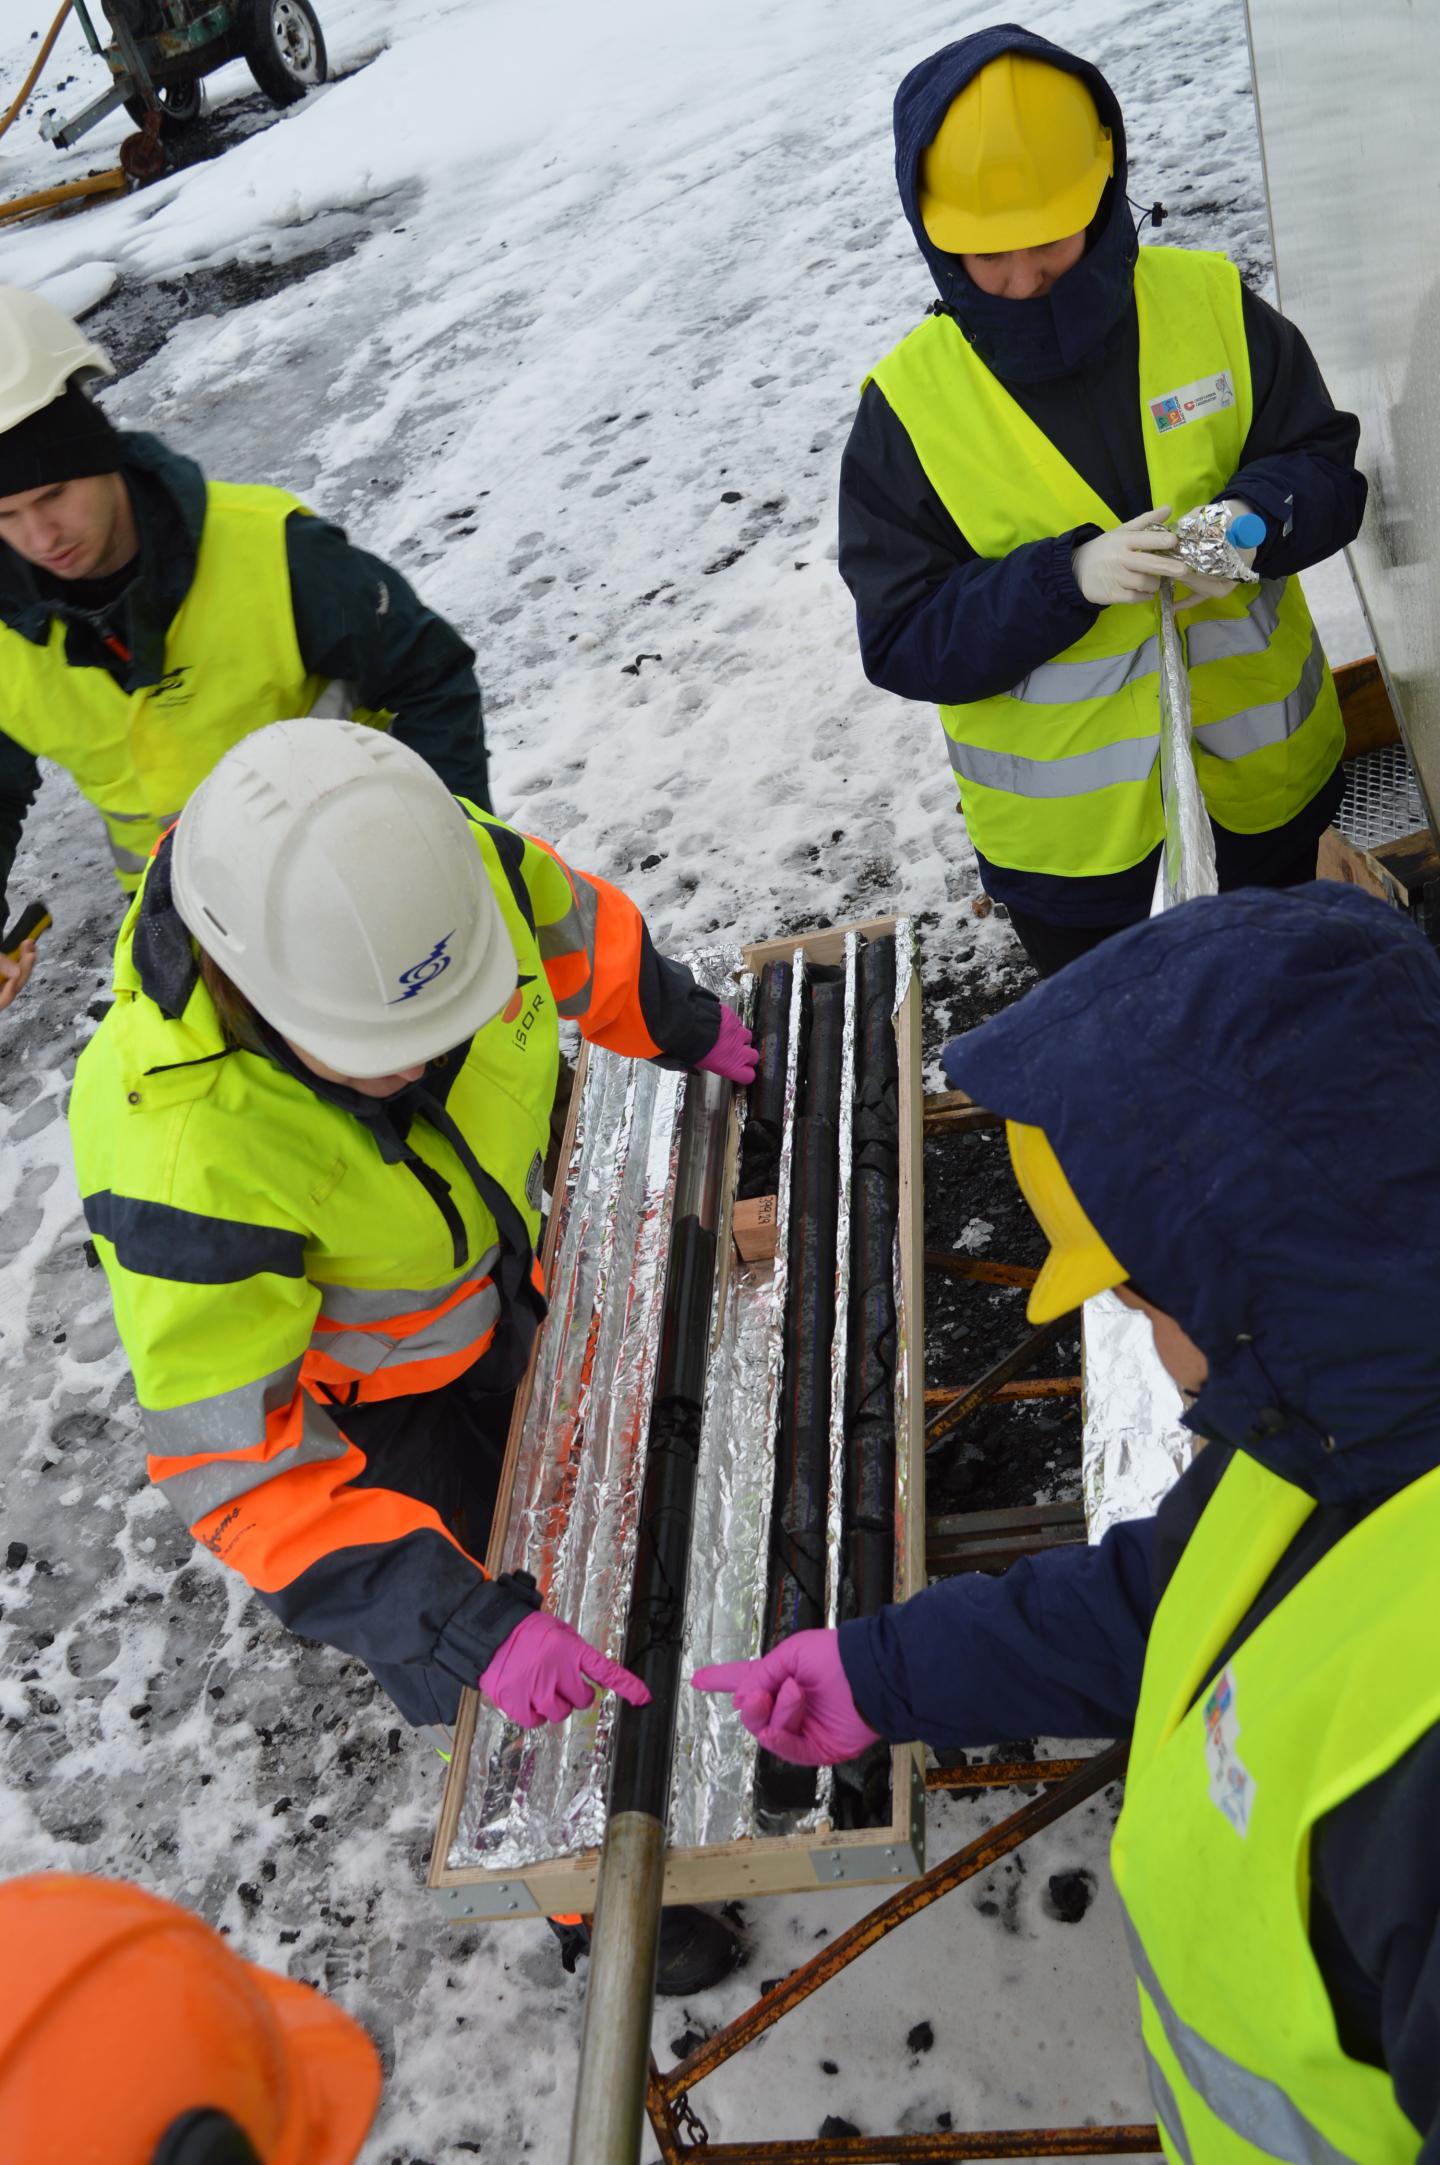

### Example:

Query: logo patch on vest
xmin=388 ymin=930 xmax=455 ymax=1003
xmin=1203 ymin=1666 xmax=1254 ymax=1837
xmin=508 ymin=973 xmax=546 ymax=1049
xmin=1148 ymin=370 xmax=1236 ymax=434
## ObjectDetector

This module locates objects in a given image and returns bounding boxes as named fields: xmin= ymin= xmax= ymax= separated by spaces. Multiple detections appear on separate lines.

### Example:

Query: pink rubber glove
xmin=691 ymin=1629 xmax=882 ymax=1765
xmin=695 ymin=1004 xmax=759 ymax=1085
xmin=479 ymin=1612 xmax=650 ymax=1730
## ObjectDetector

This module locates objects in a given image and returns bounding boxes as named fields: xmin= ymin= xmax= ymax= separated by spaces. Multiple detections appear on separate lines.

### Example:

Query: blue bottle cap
xmin=1226 ymin=511 xmax=1266 ymax=550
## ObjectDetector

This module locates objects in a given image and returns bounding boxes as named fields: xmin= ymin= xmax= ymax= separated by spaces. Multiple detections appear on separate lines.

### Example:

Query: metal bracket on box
xmin=811 ymin=1756 xmax=925 ymax=1884
xmin=430 ymin=1878 xmax=541 ymax=1921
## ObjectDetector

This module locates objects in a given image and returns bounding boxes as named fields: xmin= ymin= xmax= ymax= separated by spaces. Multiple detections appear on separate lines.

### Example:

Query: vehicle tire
xmin=245 ymin=0 xmax=328 ymax=107
xmin=122 ymin=78 xmax=206 ymax=130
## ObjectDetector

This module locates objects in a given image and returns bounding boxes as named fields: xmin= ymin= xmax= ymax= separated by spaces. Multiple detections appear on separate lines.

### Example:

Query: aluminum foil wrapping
xmin=672 ymin=946 xmax=810 ymax=1845
xmin=1156 ymin=582 xmax=1219 ymax=909
xmin=450 ymin=951 xmax=741 ymax=1872
xmin=1085 ymin=586 xmax=1211 ymax=1532
xmin=453 ymin=926 xmax=914 ymax=1865
xmin=1081 ymin=1290 xmax=1191 ymax=1541
xmin=1172 ymin=500 xmax=1261 ymax=584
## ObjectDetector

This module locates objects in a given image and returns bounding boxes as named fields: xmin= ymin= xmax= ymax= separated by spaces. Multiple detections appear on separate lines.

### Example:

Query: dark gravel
xmin=921 ymin=942 xmax=1083 ymax=1519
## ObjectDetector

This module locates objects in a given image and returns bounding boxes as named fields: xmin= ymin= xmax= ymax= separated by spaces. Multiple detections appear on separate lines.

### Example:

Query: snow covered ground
xmin=0 ymin=1 xmax=1371 ymax=2156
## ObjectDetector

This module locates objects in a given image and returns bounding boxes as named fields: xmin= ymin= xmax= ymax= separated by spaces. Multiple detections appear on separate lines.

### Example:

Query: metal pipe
xmin=925 ymin=1756 xmax=1091 ymax=1791
xmin=924 ymin=1251 xmax=1038 ymax=1289
xmin=568 ymin=1064 xmax=732 ymax=2165
xmin=569 ymin=1812 xmax=668 ymax=2165
xmin=0 ymin=170 xmax=125 ymax=224
xmin=641 ymin=2126 xmax=1161 ymax=2162
xmin=0 ymin=0 xmax=74 ymax=145
xmin=653 ymin=1746 xmax=1128 ymax=2102
xmin=924 ymin=1317 xmax=1074 ymax=1453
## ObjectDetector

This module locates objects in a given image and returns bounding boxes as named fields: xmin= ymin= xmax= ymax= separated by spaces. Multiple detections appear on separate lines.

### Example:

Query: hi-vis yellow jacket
xmin=69 ymin=810 xmax=721 ymax=1725
xmin=866 ymin=247 xmax=1343 ymax=878
xmin=0 ymin=478 xmax=380 ymax=892
xmin=1112 ymin=1450 xmax=1438 ymax=2162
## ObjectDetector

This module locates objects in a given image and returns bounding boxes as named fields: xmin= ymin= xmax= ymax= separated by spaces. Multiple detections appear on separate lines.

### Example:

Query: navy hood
xmin=942 ymin=887 xmax=1440 ymax=1506
xmin=893 ymin=24 xmax=1138 ymax=382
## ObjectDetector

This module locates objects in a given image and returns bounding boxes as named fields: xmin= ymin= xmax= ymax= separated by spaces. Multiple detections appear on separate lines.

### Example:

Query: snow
xmin=0 ymin=0 xmax=1370 ymax=2156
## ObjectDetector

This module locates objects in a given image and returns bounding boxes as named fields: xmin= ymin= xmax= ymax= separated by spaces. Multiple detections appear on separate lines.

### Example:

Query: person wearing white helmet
xmin=0 ymin=283 xmax=494 ymax=1013
xmin=70 ymin=718 xmax=756 ymax=1752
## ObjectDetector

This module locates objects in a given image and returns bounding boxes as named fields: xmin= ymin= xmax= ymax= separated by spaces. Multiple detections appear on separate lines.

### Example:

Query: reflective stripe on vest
xmin=0 ymin=483 xmax=386 ymax=892
xmin=1110 ymin=1452 xmax=1440 ymax=2162
xmin=866 ymin=248 xmax=1342 ymax=876
xmin=1123 ymin=1908 xmax=1358 ymax=2165
xmin=75 ymin=820 xmax=561 ymax=1529
xmin=139 ymin=1245 xmax=506 ymax=1468
xmin=152 ymin=1387 xmax=349 ymax=1525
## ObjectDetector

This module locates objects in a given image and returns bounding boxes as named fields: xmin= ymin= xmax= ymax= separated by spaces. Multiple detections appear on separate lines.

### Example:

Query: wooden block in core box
xmin=732 ymin=1194 xmax=778 ymax=1264
xmin=429 ymin=915 xmax=926 ymax=1919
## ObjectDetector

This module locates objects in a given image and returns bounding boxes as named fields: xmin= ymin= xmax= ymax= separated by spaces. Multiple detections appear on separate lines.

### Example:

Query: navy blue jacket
xmin=841 ymin=886 xmax=1440 ymax=2149
xmin=0 ymin=434 xmax=492 ymax=927
xmin=838 ymin=25 xmax=1367 ymax=927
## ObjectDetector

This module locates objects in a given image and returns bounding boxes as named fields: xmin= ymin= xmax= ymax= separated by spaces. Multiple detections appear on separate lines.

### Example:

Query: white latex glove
xmin=1172 ymin=498 xmax=1259 ymax=612
xmin=1071 ymin=507 xmax=1179 ymax=605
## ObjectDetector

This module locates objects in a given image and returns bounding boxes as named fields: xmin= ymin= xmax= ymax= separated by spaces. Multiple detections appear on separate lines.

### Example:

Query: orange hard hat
xmin=0 ymin=1874 xmax=381 ymax=2165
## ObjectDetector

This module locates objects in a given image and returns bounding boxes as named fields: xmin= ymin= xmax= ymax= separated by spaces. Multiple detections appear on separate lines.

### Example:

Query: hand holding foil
xmin=1072 ymin=506 xmax=1180 ymax=604
xmin=1169 ymin=498 xmax=1264 ymax=611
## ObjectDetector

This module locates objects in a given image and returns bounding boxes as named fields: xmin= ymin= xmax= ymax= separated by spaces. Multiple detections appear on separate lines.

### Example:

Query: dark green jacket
xmin=0 ymin=433 xmax=491 ymax=923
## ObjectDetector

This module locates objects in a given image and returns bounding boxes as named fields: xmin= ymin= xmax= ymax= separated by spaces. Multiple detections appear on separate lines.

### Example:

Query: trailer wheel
xmin=245 ymin=0 xmax=328 ymax=108
xmin=122 ymin=79 xmax=206 ymax=130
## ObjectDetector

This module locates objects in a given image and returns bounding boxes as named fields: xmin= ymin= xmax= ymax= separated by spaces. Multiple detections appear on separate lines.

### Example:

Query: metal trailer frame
xmin=639 ymin=1103 xmax=1156 ymax=2161
xmin=645 ymin=1747 xmax=1153 ymax=2164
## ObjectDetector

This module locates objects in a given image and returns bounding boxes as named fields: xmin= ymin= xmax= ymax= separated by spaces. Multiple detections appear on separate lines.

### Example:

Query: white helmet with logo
xmin=0 ymin=284 xmax=113 ymax=434
xmin=171 ymin=719 xmax=518 ymax=1075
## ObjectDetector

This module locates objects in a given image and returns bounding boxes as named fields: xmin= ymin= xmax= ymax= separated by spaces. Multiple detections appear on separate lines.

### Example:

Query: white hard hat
xmin=171 ymin=720 xmax=519 ymax=1076
xmin=0 ymin=285 xmax=113 ymax=434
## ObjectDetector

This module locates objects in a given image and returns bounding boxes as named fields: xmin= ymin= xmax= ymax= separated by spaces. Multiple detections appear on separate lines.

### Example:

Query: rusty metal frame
xmin=641 ymin=1121 xmax=1151 ymax=2161
xmin=645 ymin=1744 xmax=1154 ymax=2161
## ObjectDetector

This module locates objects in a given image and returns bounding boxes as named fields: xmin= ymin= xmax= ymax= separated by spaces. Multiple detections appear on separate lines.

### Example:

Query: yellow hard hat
xmin=1006 ymin=1119 xmax=1126 ymax=1323
xmin=919 ymin=55 xmax=1113 ymax=255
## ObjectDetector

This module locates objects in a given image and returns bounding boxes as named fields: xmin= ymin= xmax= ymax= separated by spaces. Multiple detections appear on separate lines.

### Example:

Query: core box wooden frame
xmin=429 ymin=916 xmax=926 ymax=1920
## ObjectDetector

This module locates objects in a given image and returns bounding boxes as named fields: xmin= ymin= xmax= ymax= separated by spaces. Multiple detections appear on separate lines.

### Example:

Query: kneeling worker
xmin=71 ymin=720 xmax=758 ymax=1986
xmin=0 ymin=284 xmax=493 ymax=1011
xmin=73 ymin=719 xmax=756 ymax=1727
xmin=698 ymin=885 xmax=1440 ymax=2153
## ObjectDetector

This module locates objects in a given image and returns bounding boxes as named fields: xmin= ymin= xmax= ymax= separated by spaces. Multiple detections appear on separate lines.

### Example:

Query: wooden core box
xmin=429 ymin=917 xmax=925 ymax=1920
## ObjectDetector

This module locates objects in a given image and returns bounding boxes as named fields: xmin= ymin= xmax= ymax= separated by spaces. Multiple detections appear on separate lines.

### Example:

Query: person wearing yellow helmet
xmin=839 ymin=27 xmax=1367 ymax=977
xmin=694 ymin=884 xmax=1440 ymax=2157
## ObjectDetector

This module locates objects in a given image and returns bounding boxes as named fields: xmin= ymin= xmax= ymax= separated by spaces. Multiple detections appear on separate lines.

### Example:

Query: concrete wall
xmin=1246 ymin=1 xmax=1440 ymax=832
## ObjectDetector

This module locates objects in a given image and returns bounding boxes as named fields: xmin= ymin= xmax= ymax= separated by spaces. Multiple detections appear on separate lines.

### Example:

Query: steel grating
xmin=1336 ymin=743 xmax=1429 ymax=850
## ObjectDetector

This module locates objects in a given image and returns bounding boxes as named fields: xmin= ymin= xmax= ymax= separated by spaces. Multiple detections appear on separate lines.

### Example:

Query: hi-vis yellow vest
xmin=867 ymin=248 xmax=1343 ymax=878
xmin=1110 ymin=1451 xmax=1440 ymax=2162
xmin=0 ymin=481 xmax=383 ymax=892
